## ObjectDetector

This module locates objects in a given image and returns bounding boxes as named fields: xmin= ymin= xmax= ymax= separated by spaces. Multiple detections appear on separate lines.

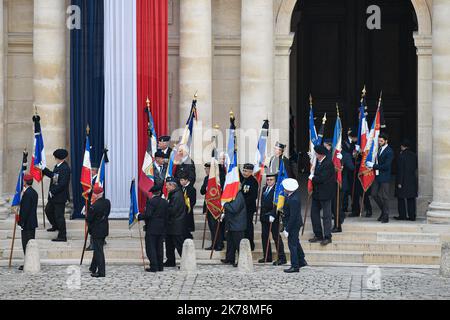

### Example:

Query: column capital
xmin=414 ymin=33 xmax=432 ymax=56
xmin=275 ymin=33 xmax=295 ymax=56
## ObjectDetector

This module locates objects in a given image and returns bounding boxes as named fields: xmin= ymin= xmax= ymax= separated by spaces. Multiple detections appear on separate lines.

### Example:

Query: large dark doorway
xmin=290 ymin=0 xmax=418 ymax=168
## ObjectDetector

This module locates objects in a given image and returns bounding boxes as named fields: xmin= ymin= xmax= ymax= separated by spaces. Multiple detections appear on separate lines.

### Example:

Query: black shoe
xmin=377 ymin=215 xmax=383 ymax=221
xmin=220 ymin=259 xmax=233 ymax=265
xmin=47 ymin=227 xmax=57 ymax=232
xmin=91 ymin=273 xmax=105 ymax=278
xmin=284 ymin=267 xmax=299 ymax=273
xmin=331 ymin=227 xmax=342 ymax=233
xmin=258 ymin=258 xmax=272 ymax=263
xmin=163 ymin=261 xmax=176 ymax=267
xmin=215 ymin=246 xmax=224 ymax=252
xmin=409 ymin=217 xmax=416 ymax=221
xmin=205 ymin=246 xmax=213 ymax=251
xmin=309 ymin=236 xmax=323 ymax=243
xmin=233 ymin=263 xmax=238 ymax=268
xmin=52 ymin=238 xmax=67 ymax=242
xmin=89 ymin=267 xmax=96 ymax=274
xmin=145 ymin=268 xmax=157 ymax=273
xmin=273 ymin=259 xmax=287 ymax=266
xmin=394 ymin=216 xmax=407 ymax=221
xmin=86 ymin=245 xmax=93 ymax=251
xmin=299 ymin=261 xmax=308 ymax=269
xmin=158 ymin=267 xmax=164 ymax=272
xmin=365 ymin=209 xmax=373 ymax=217
xmin=18 ymin=265 xmax=24 ymax=271
xmin=381 ymin=219 xmax=389 ymax=224
xmin=320 ymin=238 xmax=332 ymax=246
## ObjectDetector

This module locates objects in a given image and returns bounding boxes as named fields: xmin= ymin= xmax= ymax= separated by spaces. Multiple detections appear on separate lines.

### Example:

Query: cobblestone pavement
xmin=1 ymin=265 xmax=449 ymax=300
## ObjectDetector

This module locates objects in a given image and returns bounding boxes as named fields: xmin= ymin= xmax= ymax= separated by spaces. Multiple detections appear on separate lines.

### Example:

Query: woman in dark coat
xmin=395 ymin=140 xmax=418 ymax=221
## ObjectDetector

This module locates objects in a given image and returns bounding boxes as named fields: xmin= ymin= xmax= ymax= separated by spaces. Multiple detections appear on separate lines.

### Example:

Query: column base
xmin=427 ymin=202 xmax=450 ymax=224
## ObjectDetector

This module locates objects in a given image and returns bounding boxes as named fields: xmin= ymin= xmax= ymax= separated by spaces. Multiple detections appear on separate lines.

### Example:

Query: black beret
xmin=401 ymin=139 xmax=412 ymax=148
xmin=314 ymin=145 xmax=328 ymax=156
xmin=178 ymin=171 xmax=189 ymax=180
xmin=266 ymin=172 xmax=277 ymax=178
xmin=154 ymin=149 xmax=165 ymax=158
xmin=165 ymin=176 xmax=176 ymax=184
xmin=158 ymin=136 xmax=171 ymax=142
xmin=150 ymin=183 xmax=163 ymax=193
xmin=275 ymin=142 xmax=286 ymax=150
xmin=53 ymin=149 xmax=68 ymax=160
xmin=243 ymin=163 xmax=254 ymax=170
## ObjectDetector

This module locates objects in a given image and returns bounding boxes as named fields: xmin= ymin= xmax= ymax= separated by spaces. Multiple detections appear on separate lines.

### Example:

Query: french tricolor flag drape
xmin=70 ymin=0 xmax=168 ymax=218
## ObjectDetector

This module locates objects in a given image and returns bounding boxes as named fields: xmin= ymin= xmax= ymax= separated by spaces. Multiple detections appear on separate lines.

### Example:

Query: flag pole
xmin=264 ymin=222 xmax=273 ymax=263
xmin=40 ymin=177 xmax=46 ymax=228
xmin=209 ymin=219 xmax=221 ymax=259
xmin=137 ymin=220 xmax=147 ymax=271
xmin=80 ymin=125 xmax=91 ymax=265
xmin=8 ymin=207 xmax=18 ymax=268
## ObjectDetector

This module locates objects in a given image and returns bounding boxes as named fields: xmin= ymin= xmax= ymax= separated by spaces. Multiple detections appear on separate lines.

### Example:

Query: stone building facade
xmin=0 ymin=0 xmax=449 ymax=224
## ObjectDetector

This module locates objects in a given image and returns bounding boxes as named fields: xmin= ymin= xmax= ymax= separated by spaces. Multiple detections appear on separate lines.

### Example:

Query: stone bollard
xmin=440 ymin=242 xmax=450 ymax=277
xmin=24 ymin=240 xmax=41 ymax=274
xmin=180 ymin=239 xmax=197 ymax=272
xmin=238 ymin=239 xmax=254 ymax=273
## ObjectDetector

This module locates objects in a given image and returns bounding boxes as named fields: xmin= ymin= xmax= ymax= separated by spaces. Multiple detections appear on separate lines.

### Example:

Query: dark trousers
xmin=311 ymin=199 xmax=332 ymax=240
xmin=397 ymin=198 xmax=416 ymax=220
xmin=261 ymin=220 xmax=286 ymax=262
xmin=146 ymin=233 xmax=164 ymax=271
xmin=372 ymin=180 xmax=390 ymax=220
xmin=244 ymin=212 xmax=255 ymax=251
xmin=352 ymin=182 xmax=372 ymax=215
xmin=331 ymin=189 xmax=345 ymax=228
xmin=207 ymin=212 xmax=224 ymax=249
xmin=165 ymin=234 xmax=184 ymax=265
xmin=225 ymin=231 xmax=245 ymax=263
xmin=45 ymin=201 xmax=66 ymax=239
xmin=90 ymin=238 xmax=106 ymax=276
xmin=287 ymin=228 xmax=306 ymax=269
xmin=21 ymin=230 xmax=36 ymax=254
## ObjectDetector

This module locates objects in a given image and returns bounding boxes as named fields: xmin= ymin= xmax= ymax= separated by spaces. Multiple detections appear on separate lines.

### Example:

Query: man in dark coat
xmin=240 ymin=163 xmax=259 ymax=251
xmin=341 ymin=128 xmax=357 ymax=212
xmin=158 ymin=136 xmax=173 ymax=163
xmin=174 ymin=144 xmax=196 ymax=185
xmin=164 ymin=177 xmax=187 ymax=267
xmin=309 ymin=145 xmax=335 ymax=246
xmin=200 ymin=163 xmax=224 ymax=251
xmin=259 ymin=173 xmax=287 ymax=265
xmin=153 ymin=150 xmax=168 ymax=187
xmin=138 ymin=183 xmax=168 ymax=272
xmin=40 ymin=149 xmax=71 ymax=242
xmin=180 ymin=172 xmax=196 ymax=240
xmin=281 ymin=178 xmax=307 ymax=273
xmin=367 ymin=133 xmax=394 ymax=223
xmin=18 ymin=174 xmax=39 ymax=271
xmin=394 ymin=140 xmax=418 ymax=221
xmin=87 ymin=186 xmax=111 ymax=278
xmin=268 ymin=142 xmax=296 ymax=179
xmin=221 ymin=191 xmax=247 ymax=267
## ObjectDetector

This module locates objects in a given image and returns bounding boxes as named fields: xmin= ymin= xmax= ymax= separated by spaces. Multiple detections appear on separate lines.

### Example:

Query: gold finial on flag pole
xmin=362 ymin=85 xmax=367 ymax=97
xmin=322 ymin=113 xmax=327 ymax=124
xmin=214 ymin=124 xmax=220 ymax=130
xmin=309 ymin=94 xmax=313 ymax=106
xmin=86 ymin=124 xmax=90 ymax=135
xmin=379 ymin=90 xmax=383 ymax=101
xmin=194 ymin=91 xmax=198 ymax=99
xmin=336 ymin=103 xmax=340 ymax=118
xmin=146 ymin=97 xmax=150 ymax=108
xmin=230 ymin=110 xmax=235 ymax=119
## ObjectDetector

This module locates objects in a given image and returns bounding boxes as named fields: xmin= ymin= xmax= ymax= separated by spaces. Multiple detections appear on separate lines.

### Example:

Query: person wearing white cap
xmin=281 ymin=178 xmax=307 ymax=273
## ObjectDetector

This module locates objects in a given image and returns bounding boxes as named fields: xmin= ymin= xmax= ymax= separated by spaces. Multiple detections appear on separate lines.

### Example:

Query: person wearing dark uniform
xmin=86 ymin=166 xmax=98 ymax=252
xmin=309 ymin=145 xmax=335 ymax=246
xmin=259 ymin=173 xmax=287 ymax=265
xmin=201 ymin=163 xmax=225 ymax=251
xmin=342 ymin=128 xmax=357 ymax=213
xmin=367 ymin=133 xmax=394 ymax=223
xmin=180 ymin=172 xmax=196 ymax=240
xmin=138 ymin=183 xmax=168 ymax=272
xmin=153 ymin=150 xmax=168 ymax=187
xmin=87 ymin=186 xmax=111 ymax=278
xmin=40 ymin=149 xmax=71 ymax=242
xmin=240 ymin=163 xmax=259 ymax=251
xmin=174 ymin=144 xmax=196 ymax=185
xmin=164 ymin=177 xmax=186 ymax=267
xmin=221 ymin=191 xmax=247 ymax=267
xmin=158 ymin=136 xmax=173 ymax=163
xmin=18 ymin=174 xmax=38 ymax=271
xmin=394 ymin=140 xmax=418 ymax=221
xmin=282 ymin=178 xmax=307 ymax=273
xmin=268 ymin=142 xmax=296 ymax=179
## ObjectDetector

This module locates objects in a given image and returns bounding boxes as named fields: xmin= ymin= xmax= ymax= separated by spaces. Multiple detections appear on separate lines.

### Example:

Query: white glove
xmin=366 ymin=161 xmax=374 ymax=168
xmin=337 ymin=153 xmax=343 ymax=160
xmin=355 ymin=145 xmax=360 ymax=152
xmin=269 ymin=216 xmax=275 ymax=223
xmin=18 ymin=226 xmax=23 ymax=231
xmin=283 ymin=231 xmax=289 ymax=238
xmin=49 ymin=191 xmax=53 ymax=198
xmin=135 ymin=212 xmax=140 ymax=218
xmin=220 ymin=213 xmax=225 ymax=222
xmin=308 ymin=174 xmax=314 ymax=180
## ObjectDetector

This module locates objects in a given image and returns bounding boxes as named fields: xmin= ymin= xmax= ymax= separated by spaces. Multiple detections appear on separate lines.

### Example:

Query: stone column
xmin=427 ymin=0 xmax=450 ymax=224
xmin=240 ymin=0 xmax=274 ymax=163
xmin=33 ymin=0 xmax=67 ymax=160
xmin=0 ymin=0 xmax=6 ymax=218
xmin=179 ymin=0 xmax=212 ymax=157
xmin=414 ymin=34 xmax=433 ymax=215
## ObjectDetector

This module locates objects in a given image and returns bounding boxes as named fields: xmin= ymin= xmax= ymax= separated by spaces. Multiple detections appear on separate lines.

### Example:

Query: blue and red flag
xmin=308 ymin=99 xmax=319 ymax=195
xmin=80 ymin=129 xmax=92 ymax=200
xmin=332 ymin=108 xmax=343 ymax=187
xmin=253 ymin=120 xmax=269 ymax=185
xmin=30 ymin=115 xmax=46 ymax=182
xmin=221 ymin=114 xmax=240 ymax=205
xmin=139 ymin=103 xmax=157 ymax=197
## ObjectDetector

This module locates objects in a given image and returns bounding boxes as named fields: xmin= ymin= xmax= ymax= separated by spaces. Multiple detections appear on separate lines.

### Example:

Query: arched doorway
xmin=289 ymin=0 xmax=418 ymax=172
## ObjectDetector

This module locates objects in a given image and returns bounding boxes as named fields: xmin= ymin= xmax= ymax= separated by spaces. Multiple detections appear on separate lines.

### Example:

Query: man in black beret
xmin=240 ymin=163 xmax=259 ymax=251
xmin=268 ymin=142 xmax=296 ymax=179
xmin=38 ymin=149 xmax=71 ymax=242
xmin=394 ymin=139 xmax=418 ymax=221
xmin=137 ymin=183 xmax=169 ymax=272
xmin=153 ymin=149 xmax=168 ymax=187
xmin=342 ymin=128 xmax=357 ymax=214
xmin=158 ymin=136 xmax=172 ymax=161
xmin=309 ymin=145 xmax=335 ymax=246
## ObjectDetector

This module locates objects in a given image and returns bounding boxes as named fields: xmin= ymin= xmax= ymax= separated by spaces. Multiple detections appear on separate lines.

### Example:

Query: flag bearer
xmin=138 ymin=183 xmax=168 ymax=272
xmin=87 ymin=186 xmax=111 ymax=278
xmin=240 ymin=163 xmax=259 ymax=251
xmin=18 ymin=174 xmax=38 ymax=271
xmin=180 ymin=172 xmax=196 ymax=240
